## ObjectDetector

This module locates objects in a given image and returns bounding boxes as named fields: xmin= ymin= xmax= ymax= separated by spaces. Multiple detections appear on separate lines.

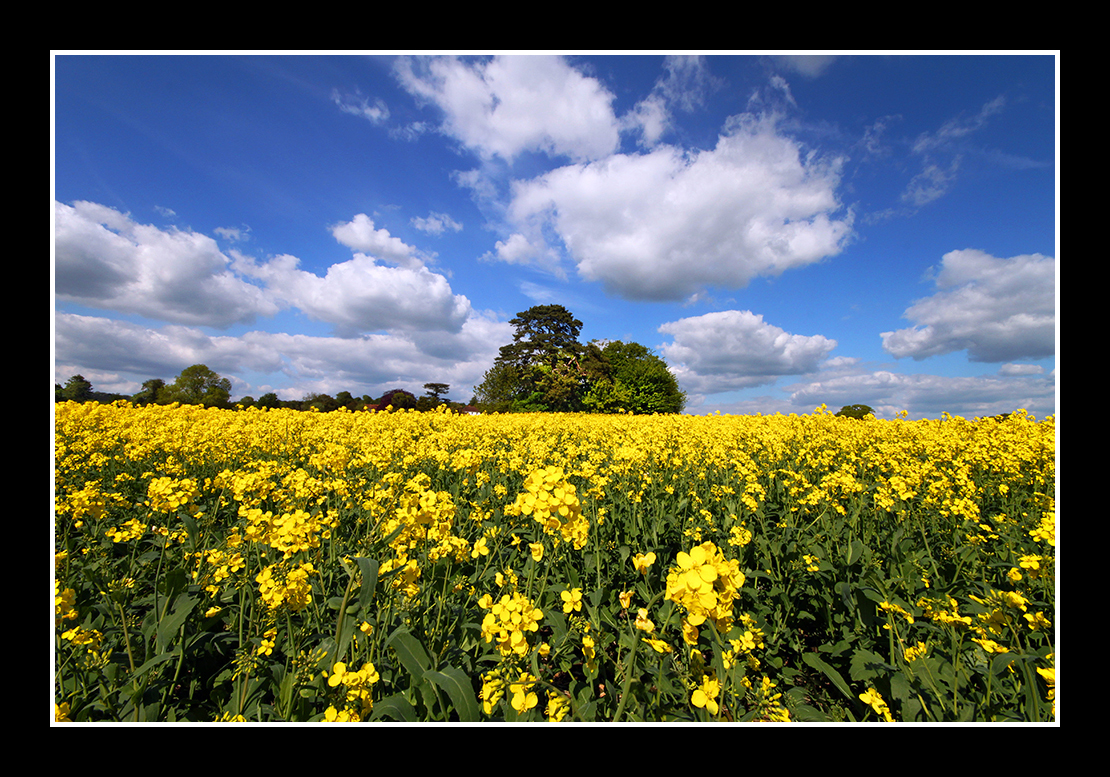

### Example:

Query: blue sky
xmin=52 ymin=53 xmax=1057 ymax=419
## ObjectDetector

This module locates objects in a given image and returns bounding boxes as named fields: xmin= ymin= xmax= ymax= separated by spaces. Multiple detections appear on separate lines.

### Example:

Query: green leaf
xmin=424 ymin=666 xmax=480 ymax=722
xmin=846 ymin=538 xmax=864 ymax=566
xmin=130 ymin=650 xmax=178 ymax=681
xmin=547 ymin=609 xmax=568 ymax=647
xmin=834 ymin=580 xmax=854 ymax=609
xmin=156 ymin=593 xmax=198 ymax=652
xmin=278 ymin=665 xmax=298 ymax=718
xmin=181 ymin=513 xmax=200 ymax=553
xmin=335 ymin=607 xmax=359 ymax=667
xmin=387 ymin=626 xmax=431 ymax=679
xmin=802 ymin=652 xmax=854 ymax=702
xmin=315 ymin=637 xmax=338 ymax=671
xmin=849 ymin=648 xmax=892 ymax=684
xmin=356 ymin=557 xmax=379 ymax=611
xmin=889 ymin=669 xmax=913 ymax=703
xmin=370 ymin=693 xmax=418 ymax=722
xmin=785 ymin=687 xmax=830 ymax=722
xmin=157 ymin=567 xmax=189 ymax=601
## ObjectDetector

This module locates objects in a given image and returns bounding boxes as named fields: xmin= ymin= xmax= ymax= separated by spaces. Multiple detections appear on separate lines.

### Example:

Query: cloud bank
xmin=391 ymin=55 xmax=853 ymax=302
xmin=54 ymin=201 xmax=278 ymax=328
xmin=659 ymin=310 xmax=838 ymax=394
xmin=507 ymin=114 xmax=852 ymax=301
xmin=882 ymin=249 xmax=1056 ymax=363
xmin=54 ymin=199 xmax=507 ymax=398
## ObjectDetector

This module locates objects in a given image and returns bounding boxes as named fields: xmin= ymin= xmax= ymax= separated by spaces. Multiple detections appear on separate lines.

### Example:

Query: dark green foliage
xmin=59 ymin=374 xmax=93 ymax=402
xmin=422 ymin=383 xmax=450 ymax=404
xmin=302 ymin=393 xmax=340 ymax=413
xmin=472 ymin=305 xmax=685 ymax=414
xmin=596 ymin=341 xmax=686 ymax=415
xmin=835 ymin=404 xmax=874 ymax=420
xmin=378 ymin=389 xmax=417 ymax=410
xmin=132 ymin=379 xmax=166 ymax=406
xmin=256 ymin=393 xmax=282 ymax=410
xmin=161 ymin=364 xmax=232 ymax=408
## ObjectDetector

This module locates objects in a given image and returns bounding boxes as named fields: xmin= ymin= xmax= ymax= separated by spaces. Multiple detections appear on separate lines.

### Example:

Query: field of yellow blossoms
xmin=53 ymin=401 xmax=1056 ymax=722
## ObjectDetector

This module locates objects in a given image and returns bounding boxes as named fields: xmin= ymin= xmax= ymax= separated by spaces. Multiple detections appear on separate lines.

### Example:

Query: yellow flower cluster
xmin=54 ymin=401 xmax=1054 ymax=722
xmin=146 ymin=475 xmax=199 ymax=514
xmin=242 ymin=507 xmax=335 ymax=560
xmin=61 ymin=626 xmax=104 ymax=654
xmin=691 ymin=672 xmax=721 ymax=715
xmin=325 ymin=661 xmax=379 ymax=721
xmin=204 ymin=548 xmax=246 ymax=583
xmin=104 ymin=518 xmax=146 ymax=543
xmin=1030 ymin=510 xmax=1056 ymax=546
xmin=256 ymin=627 xmax=277 ymax=657
xmin=880 ymin=600 xmax=915 ymax=626
xmin=64 ymin=482 xmax=108 ymax=523
xmin=55 ymin=580 xmax=78 ymax=628
xmin=478 ymin=664 xmax=542 ymax=716
xmin=723 ymin=613 xmax=766 ymax=669
xmin=508 ymin=466 xmax=588 ymax=550
xmin=479 ymin=668 xmax=506 ymax=714
xmin=386 ymin=483 xmax=459 ymax=558
xmin=903 ymin=641 xmax=928 ymax=662
xmin=256 ymin=562 xmax=315 ymax=611
xmin=665 ymin=541 xmax=746 ymax=639
xmin=545 ymin=691 xmax=571 ymax=721
xmin=917 ymin=595 xmax=973 ymax=627
xmin=379 ymin=555 xmax=421 ymax=600
xmin=1037 ymin=656 xmax=1056 ymax=717
xmin=478 ymin=590 xmax=544 ymax=657
xmin=508 ymin=672 xmax=539 ymax=714
xmin=859 ymin=687 xmax=895 ymax=722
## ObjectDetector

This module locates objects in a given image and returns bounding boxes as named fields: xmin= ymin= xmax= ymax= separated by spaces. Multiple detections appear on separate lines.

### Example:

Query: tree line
xmin=54 ymin=305 xmax=689 ymax=415
xmin=55 ymin=369 xmax=465 ymax=413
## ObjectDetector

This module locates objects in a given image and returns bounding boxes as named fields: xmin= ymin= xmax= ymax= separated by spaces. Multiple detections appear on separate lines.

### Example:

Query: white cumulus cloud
xmin=56 ymin=200 xmax=482 ymax=341
xmin=659 ymin=309 xmax=838 ymax=393
xmin=55 ymin=311 xmax=512 ymax=402
xmin=393 ymin=55 xmax=621 ymax=164
xmin=331 ymin=213 xmax=429 ymax=268
xmin=881 ymin=249 xmax=1056 ymax=363
xmin=54 ymin=201 xmax=278 ymax=328
xmin=233 ymin=251 xmax=472 ymax=338
xmin=507 ymin=113 xmax=853 ymax=301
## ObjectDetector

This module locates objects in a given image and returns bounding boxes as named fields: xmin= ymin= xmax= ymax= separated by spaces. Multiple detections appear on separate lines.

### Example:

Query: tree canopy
xmin=835 ymin=404 xmax=875 ymax=420
xmin=472 ymin=305 xmax=685 ymax=414
xmin=160 ymin=364 xmax=232 ymax=408
xmin=591 ymin=340 xmax=687 ymax=415
xmin=423 ymin=383 xmax=451 ymax=403
xmin=58 ymin=375 xmax=93 ymax=403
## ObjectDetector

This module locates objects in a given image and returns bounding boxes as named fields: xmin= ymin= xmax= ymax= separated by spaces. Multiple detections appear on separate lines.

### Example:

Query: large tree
xmin=499 ymin=305 xmax=584 ymax=370
xmin=474 ymin=305 xmax=590 ymax=412
xmin=587 ymin=341 xmax=686 ymax=414
xmin=58 ymin=374 xmax=93 ymax=402
xmin=161 ymin=364 xmax=232 ymax=408
xmin=422 ymin=383 xmax=451 ymax=403
xmin=132 ymin=378 xmax=166 ymax=406
xmin=471 ymin=361 xmax=527 ymax=412
xmin=473 ymin=308 xmax=685 ymax=414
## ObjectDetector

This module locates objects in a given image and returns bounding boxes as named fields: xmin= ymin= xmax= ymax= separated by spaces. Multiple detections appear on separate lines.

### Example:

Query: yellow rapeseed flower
xmin=691 ymin=674 xmax=721 ymax=715
xmin=561 ymin=587 xmax=583 ymax=614
xmin=859 ymin=687 xmax=894 ymax=722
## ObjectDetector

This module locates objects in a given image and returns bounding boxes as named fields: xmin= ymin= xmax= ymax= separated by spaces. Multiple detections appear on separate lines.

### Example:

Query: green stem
xmin=334 ymin=571 xmax=359 ymax=662
xmin=117 ymin=601 xmax=137 ymax=674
